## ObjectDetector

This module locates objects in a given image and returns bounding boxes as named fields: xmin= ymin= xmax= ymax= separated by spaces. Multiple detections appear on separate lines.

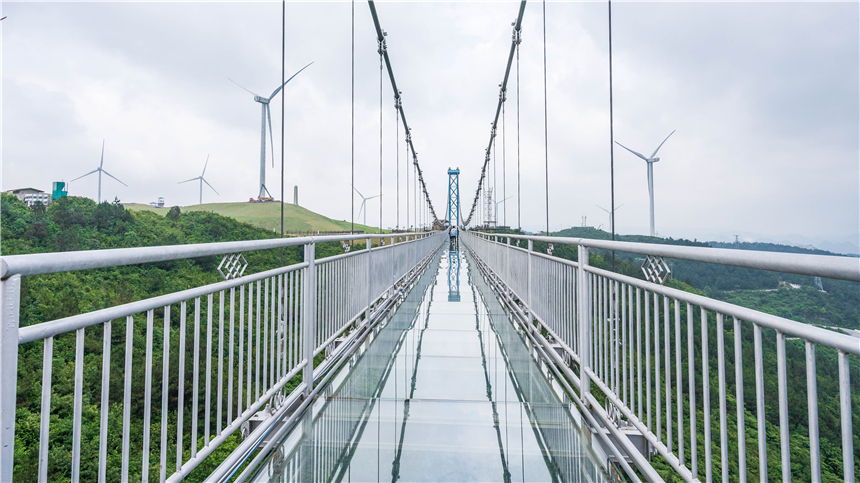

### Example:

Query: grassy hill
xmin=125 ymin=201 xmax=386 ymax=234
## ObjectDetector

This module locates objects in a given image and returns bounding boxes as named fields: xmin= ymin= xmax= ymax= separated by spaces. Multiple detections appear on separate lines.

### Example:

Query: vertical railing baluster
xmin=655 ymin=292 xmax=661 ymax=443
xmin=664 ymin=296 xmax=671 ymax=453
xmin=192 ymin=298 xmax=201 ymax=459
xmin=717 ymin=313 xmax=728 ymax=482
xmin=675 ymin=299 xmax=682 ymax=466
xmin=121 ymin=315 xmax=133 ymax=482
xmin=160 ymin=305 xmax=171 ymax=483
xmin=204 ymin=295 xmax=213 ymax=446
xmin=687 ymin=303 xmax=697 ymax=480
xmin=622 ymin=283 xmax=628 ymax=406
xmin=776 ymin=330 xmax=790 ymax=482
xmin=637 ymin=288 xmax=643 ymax=423
xmin=238 ymin=285 xmax=245 ymax=416
xmin=97 ymin=322 xmax=110 ymax=483
xmin=142 ymin=310 xmax=154 ymax=482
xmin=805 ymin=341 xmax=820 ymax=482
xmin=753 ymin=323 xmax=767 ymax=482
xmin=702 ymin=307 xmax=712 ymax=483
xmin=218 ymin=291 xmax=225 ymax=436
xmin=256 ymin=280 xmax=261 ymax=401
xmin=837 ymin=350 xmax=854 ymax=482
xmin=228 ymin=287 xmax=235 ymax=423
xmin=70 ymin=328 xmax=86 ymax=482
xmin=39 ymin=336 xmax=54 ymax=483
xmin=177 ymin=302 xmax=187 ymax=472
xmin=645 ymin=290 xmax=652 ymax=433
xmin=263 ymin=278 xmax=269 ymax=394
xmin=734 ymin=317 xmax=746 ymax=482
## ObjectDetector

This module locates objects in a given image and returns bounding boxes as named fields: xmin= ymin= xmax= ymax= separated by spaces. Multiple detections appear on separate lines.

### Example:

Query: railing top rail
xmin=469 ymin=231 xmax=860 ymax=282
xmin=0 ymin=231 xmax=439 ymax=279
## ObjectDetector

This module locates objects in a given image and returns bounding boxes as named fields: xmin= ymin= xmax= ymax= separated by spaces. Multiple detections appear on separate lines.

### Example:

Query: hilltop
xmin=125 ymin=201 xmax=386 ymax=234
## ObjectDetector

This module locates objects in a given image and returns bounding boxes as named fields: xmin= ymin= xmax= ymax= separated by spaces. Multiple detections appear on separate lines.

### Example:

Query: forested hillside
xmin=1 ymin=194 xmax=344 ymax=481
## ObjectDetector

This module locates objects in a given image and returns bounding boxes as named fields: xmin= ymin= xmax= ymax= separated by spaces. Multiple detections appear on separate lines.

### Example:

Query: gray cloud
xmin=2 ymin=1 xmax=857 ymax=244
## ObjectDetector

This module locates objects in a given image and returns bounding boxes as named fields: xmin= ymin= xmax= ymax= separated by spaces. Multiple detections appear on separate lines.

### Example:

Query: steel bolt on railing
xmin=0 ymin=231 xmax=444 ymax=482
xmin=461 ymin=230 xmax=859 ymax=483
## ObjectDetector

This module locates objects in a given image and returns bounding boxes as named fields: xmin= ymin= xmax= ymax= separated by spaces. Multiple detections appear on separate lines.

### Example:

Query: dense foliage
xmin=2 ymin=194 xmax=346 ymax=481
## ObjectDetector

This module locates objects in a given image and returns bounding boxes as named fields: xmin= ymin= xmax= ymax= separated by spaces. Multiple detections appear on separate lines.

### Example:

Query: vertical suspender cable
xmin=503 ymin=99 xmax=507 ymax=227
xmin=396 ymin=103 xmax=400 ymax=230
xmin=379 ymin=44 xmax=384 ymax=233
xmin=608 ymin=0 xmax=616 ymax=270
xmin=493 ymin=122 xmax=497 ymax=226
xmin=516 ymin=34 xmax=521 ymax=231
xmin=280 ymin=0 xmax=285 ymax=265
xmin=542 ymin=0 xmax=549 ymax=235
xmin=351 ymin=0 xmax=355 ymax=235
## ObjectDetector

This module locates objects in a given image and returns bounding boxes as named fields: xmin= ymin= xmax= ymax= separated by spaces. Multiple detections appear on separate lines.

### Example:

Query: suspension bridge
xmin=2 ymin=2 xmax=859 ymax=483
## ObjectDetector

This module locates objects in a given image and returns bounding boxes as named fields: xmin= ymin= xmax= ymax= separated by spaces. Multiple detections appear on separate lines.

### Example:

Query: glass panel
xmin=252 ymin=250 xmax=612 ymax=483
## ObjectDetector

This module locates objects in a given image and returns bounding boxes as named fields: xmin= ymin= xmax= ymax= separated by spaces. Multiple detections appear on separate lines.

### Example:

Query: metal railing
xmin=461 ymin=230 xmax=859 ymax=482
xmin=0 ymin=231 xmax=444 ymax=482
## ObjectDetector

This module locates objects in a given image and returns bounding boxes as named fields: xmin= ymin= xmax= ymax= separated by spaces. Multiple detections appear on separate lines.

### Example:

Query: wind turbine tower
xmin=354 ymin=187 xmax=379 ymax=227
xmin=615 ymin=130 xmax=675 ymax=237
xmin=70 ymin=140 xmax=128 ymax=203
xmin=229 ymin=62 xmax=313 ymax=201
xmin=178 ymin=155 xmax=220 ymax=205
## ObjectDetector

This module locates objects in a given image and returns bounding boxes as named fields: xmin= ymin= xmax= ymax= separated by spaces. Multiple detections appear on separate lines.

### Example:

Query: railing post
xmin=506 ymin=237 xmax=511 ymax=296
xmin=578 ymin=245 xmax=591 ymax=401
xmin=527 ymin=239 xmax=533 ymax=326
xmin=0 ymin=274 xmax=21 ymax=482
xmin=302 ymin=243 xmax=316 ymax=397
xmin=366 ymin=238 xmax=372 ymax=321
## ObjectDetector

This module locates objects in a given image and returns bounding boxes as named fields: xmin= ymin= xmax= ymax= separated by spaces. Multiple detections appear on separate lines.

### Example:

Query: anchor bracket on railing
xmin=218 ymin=253 xmax=248 ymax=280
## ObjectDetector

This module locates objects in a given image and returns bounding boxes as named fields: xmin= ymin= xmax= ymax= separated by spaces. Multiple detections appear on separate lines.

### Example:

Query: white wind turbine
xmin=596 ymin=203 xmax=624 ymax=231
xmin=70 ymin=140 xmax=128 ymax=203
xmin=229 ymin=62 xmax=313 ymax=200
xmin=615 ymin=130 xmax=675 ymax=237
xmin=354 ymin=187 xmax=380 ymax=228
xmin=178 ymin=155 xmax=219 ymax=205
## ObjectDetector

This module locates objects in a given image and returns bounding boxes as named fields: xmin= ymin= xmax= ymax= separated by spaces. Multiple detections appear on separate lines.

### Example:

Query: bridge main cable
xmin=463 ymin=0 xmax=527 ymax=227
xmin=368 ymin=1 xmax=439 ymax=225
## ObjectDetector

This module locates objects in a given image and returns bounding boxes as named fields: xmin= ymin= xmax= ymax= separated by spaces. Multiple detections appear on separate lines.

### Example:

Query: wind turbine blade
xmin=268 ymin=61 xmax=314 ymax=100
xmin=596 ymin=205 xmax=610 ymax=214
xmin=202 ymin=155 xmax=209 ymax=176
xmin=100 ymin=140 xmax=105 ymax=168
xmin=353 ymin=186 xmax=364 ymax=198
xmin=266 ymin=104 xmax=275 ymax=168
xmin=100 ymin=169 xmax=128 ymax=187
xmin=178 ymin=177 xmax=198 ymax=184
xmin=367 ymin=194 xmax=380 ymax=200
xmin=228 ymin=77 xmax=260 ymax=97
xmin=616 ymin=203 xmax=625 ymax=210
xmin=614 ymin=142 xmax=649 ymax=161
xmin=203 ymin=178 xmax=220 ymax=196
xmin=70 ymin=169 xmax=99 ymax=183
xmin=650 ymin=130 xmax=676 ymax=159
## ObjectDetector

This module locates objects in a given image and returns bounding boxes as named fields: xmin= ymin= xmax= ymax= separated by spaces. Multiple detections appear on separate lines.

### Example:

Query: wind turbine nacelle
xmin=650 ymin=157 xmax=660 ymax=163
xmin=254 ymin=96 xmax=268 ymax=104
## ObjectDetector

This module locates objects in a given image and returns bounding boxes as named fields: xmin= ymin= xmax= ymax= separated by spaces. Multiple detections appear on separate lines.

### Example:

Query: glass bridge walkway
xmin=249 ymin=249 xmax=617 ymax=483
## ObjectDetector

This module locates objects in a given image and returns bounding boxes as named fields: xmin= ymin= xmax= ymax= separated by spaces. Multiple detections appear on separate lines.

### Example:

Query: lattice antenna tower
xmin=485 ymin=187 xmax=495 ymax=227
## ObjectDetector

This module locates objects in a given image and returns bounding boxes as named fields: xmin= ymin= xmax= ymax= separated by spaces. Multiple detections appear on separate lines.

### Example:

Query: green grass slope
xmin=125 ymin=201 xmax=386 ymax=234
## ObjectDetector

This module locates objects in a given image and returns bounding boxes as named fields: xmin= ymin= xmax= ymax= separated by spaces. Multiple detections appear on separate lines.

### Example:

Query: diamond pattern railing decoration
xmin=641 ymin=254 xmax=670 ymax=284
xmin=218 ymin=253 xmax=248 ymax=280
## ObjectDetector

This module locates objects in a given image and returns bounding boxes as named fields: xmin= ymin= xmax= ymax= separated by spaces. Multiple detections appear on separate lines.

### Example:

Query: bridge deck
xmin=250 ymin=250 xmax=613 ymax=482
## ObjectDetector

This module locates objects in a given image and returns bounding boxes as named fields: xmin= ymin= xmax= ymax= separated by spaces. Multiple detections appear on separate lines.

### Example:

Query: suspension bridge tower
xmin=447 ymin=168 xmax=460 ymax=228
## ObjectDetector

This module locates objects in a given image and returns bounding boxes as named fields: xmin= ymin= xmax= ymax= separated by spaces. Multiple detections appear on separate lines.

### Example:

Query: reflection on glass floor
xmin=252 ymin=250 xmax=613 ymax=483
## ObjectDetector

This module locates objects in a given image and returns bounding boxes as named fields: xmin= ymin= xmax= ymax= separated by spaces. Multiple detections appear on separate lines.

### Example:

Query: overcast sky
xmin=2 ymin=1 xmax=858 ymax=247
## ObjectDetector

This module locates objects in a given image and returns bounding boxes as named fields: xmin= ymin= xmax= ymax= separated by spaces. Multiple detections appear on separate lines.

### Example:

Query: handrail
xmin=471 ymin=231 xmax=860 ymax=282
xmin=0 ymin=231 xmax=438 ymax=279
xmin=460 ymin=230 xmax=858 ymax=483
